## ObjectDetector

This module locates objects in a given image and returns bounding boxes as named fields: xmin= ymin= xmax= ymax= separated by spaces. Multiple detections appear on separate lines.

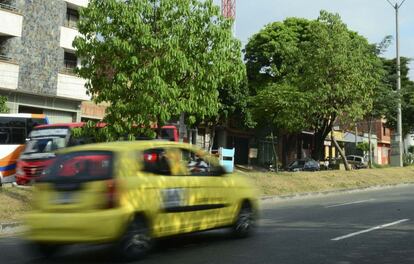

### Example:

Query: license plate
xmin=55 ymin=192 xmax=74 ymax=204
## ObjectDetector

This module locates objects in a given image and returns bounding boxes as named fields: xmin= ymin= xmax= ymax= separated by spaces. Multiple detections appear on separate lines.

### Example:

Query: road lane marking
xmin=331 ymin=219 xmax=410 ymax=241
xmin=325 ymin=199 xmax=375 ymax=208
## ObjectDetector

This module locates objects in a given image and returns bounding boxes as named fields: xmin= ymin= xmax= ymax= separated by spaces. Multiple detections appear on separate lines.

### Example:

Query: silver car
xmin=346 ymin=155 xmax=368 ymax=169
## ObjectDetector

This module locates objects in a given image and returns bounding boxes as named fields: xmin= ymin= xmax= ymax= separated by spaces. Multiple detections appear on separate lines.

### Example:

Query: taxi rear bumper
xmin=25 ymin=208 xmax=131 ymax=243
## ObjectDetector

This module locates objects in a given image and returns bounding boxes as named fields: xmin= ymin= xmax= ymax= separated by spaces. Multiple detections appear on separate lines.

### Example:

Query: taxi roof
xmin=57 ymin=140 xmax=199 ymax=154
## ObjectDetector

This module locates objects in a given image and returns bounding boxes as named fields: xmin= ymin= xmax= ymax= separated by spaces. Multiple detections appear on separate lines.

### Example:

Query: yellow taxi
xmin=24 ymin=141 xmax=259 ymax=261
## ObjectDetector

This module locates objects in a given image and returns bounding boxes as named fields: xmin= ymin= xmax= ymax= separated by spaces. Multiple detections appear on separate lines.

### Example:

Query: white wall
xmin=57 ymin=73 xmax=90 ymax=101
xmin=0 ymin=9 xmax=23 ymax=37
xmin=60 ymin=26 xmax=80 ymax=51
xmin=64 ymin=0 xmax=88 ymax=8
xmin=405 ymin=134 xmax=414 ymax=152
xmin=0 ymin=61 xmax=19 ymax=90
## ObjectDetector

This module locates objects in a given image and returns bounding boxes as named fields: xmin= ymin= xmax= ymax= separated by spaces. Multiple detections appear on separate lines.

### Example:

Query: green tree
xmin=246 ymin=11 xmax=384 ymax=168
xmin=382 ymin=57 xmax=414 ymax=138
xmin=356 ymin=142 xmax=370 ymax=152
xmin=245 ymin=17 xmax=310 ymax=92
xmin=363 ymin=79 xmax=396 ymax=167
xmin=359 ymin=36 xmax=396 ymax=168
xmin=0 ymin=96 xmax=9 ymax=113
xmin=74 ymin=0 xmax=244 ymax=139
xmin=203 ymin=79 xmax=254 ymax=151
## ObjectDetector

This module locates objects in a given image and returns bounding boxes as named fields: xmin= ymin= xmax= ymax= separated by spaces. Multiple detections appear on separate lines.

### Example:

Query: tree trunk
xmin=154 ymin=117 xmax=163 ymax=139
xmin=314 ymin=130 xmax=329 ymax=161
xmin=312 ymin=129 xmax=332 ymax=161
xmin=209 ymin=126 xmax=216 ymax=153
xmin=178 ymin=112 xmax=186 ymax=142
xmin=156 ymin=126 xmax=162 ymax=139
xmin=270 ymin=131 xmax=279 ymax=173
xmin=332 ymin=135 xmax=350 ymax=170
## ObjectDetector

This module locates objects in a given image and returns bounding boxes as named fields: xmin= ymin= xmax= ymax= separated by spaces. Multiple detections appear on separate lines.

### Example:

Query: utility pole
xmin=355 ymin=124 xmax=358 ymax=151
xmin=387 ymin=0 xmax=405 ymax=167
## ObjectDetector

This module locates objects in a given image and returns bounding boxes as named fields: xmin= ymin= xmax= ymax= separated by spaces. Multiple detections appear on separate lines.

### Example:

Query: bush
xmin=403 ymin=153 xmax=414 ymax=167
xmin=372 ymin=163 xmax=390 ymax=169
xmin=0 ymin=96 xmax=9 ymax=113
xmin=356 ymin=142 xmax=370 ymax=152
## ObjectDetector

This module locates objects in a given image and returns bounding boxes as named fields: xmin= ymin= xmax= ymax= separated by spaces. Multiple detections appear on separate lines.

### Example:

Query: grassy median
xmin=246 ymin=166 xmax=414 ymax=196
xmin=0 ymin=187 xmax=32 ymax=223
xmin=1 ymin=167 xmax=414 ymax=223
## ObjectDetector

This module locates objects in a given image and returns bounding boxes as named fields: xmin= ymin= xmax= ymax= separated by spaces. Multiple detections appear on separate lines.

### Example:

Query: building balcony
xmin=0 ymin=3 xmax=22 ymax=37
xmin=0 ymin=57 xmax=19 ymax=90
xmin=57 ymin=72 xmax=90 ymax=101
xmin=64 ymin=0 xmax=88 ymax=8
xmin=60 ymin=26 xmax=81 ymax=51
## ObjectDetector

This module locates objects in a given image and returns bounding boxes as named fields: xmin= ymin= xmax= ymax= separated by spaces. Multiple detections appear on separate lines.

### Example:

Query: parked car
xmin=24 ymin=141 xmax=259 ymax=261
xmin=346 ymin=155 xmax=368 ymax=169
xmin=288 ymin=158 xmax=320 ymax=172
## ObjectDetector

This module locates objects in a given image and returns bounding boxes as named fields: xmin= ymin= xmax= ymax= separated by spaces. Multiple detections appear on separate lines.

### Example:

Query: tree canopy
xmin=245 ymin=11 xmax=384 ymax=159
xmin=74 ymin=0 xmax=245 ymax=139
xmin=382 ymin=57 xmax=414 ymax=137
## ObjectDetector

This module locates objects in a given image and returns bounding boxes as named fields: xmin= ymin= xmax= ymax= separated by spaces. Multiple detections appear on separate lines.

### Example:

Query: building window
xmin=0 ymin=36 xmax=11 ymax=62
xmin=383 ymin=125 xmax=387 ymax=136
xmin=0 ymin=36 xmax=6 ymax=57
xmin=0 ymin=0 xmax=17 ymax=12
xmin=65 ymin=8 xmax=79 ymax=28
xmin=64 ymin=52 xmax=77 ymax=72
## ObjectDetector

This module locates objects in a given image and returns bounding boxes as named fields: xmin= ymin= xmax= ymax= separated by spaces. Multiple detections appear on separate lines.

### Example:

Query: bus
xmin=16 ymin=123 xmax=179 ymax=185
xmin=0 ymin=114 xmax=49 ymax=185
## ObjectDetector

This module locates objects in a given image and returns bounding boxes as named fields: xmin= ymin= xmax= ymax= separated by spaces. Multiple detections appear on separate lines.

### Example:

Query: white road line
xmin=331 ymin=219 xmax=410 ymax=241
xmin=325 ymin=199 xmax=376 ymax=208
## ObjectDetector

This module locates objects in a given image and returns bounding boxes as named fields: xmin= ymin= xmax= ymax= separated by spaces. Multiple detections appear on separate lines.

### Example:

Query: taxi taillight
xmin=105 ymin=179 xmax=118 ymax=209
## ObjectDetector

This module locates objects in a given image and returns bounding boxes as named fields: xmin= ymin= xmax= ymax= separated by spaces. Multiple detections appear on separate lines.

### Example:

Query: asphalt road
xmin=1 ymin=185 xmax=414 ymax=264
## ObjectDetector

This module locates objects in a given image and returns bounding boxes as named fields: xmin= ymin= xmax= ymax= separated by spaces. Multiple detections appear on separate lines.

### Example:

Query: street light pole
xmin=387 ymin=0 xmax=406 ymax=167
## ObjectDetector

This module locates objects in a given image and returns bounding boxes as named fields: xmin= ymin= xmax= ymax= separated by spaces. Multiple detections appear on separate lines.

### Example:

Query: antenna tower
xmin=221 ymin=0 xmax=236 ymax=19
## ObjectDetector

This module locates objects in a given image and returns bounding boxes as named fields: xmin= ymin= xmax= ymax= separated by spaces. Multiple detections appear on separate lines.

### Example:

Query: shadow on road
xmin=25 ymin=230 xmax=233 ymax=264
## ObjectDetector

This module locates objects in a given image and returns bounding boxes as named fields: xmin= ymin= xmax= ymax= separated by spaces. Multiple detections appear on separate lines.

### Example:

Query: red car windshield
xmin=40 ymin=151 xmax=114 ymax=182
xmin=23 ymin=137 xmax=67 ymax=154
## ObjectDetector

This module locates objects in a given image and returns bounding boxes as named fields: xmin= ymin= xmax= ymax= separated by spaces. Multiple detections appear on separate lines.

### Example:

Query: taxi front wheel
xmin=116 ymin=218 xmax=153 ymax=261
xmin=232 ymin=202 xmax=255 ymax=238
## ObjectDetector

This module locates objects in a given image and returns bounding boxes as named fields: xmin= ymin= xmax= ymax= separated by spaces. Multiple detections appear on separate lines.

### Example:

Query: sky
xmin=214 ymin=0 xmax=414 ymax=80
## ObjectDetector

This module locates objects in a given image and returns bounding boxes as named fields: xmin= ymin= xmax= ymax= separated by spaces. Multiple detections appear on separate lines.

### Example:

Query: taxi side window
xmin=142 ymin=148 xmax=172 ymax=176
xmin=181 ymin=149 xmax=224 ymax=177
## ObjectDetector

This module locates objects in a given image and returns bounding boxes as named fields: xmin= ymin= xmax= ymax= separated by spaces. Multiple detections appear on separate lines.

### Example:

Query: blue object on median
xmin=219 ymin=147 xmax=235 ymax=173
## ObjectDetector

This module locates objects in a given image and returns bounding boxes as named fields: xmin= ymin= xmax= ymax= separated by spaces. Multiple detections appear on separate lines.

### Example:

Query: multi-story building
xmin=0 ymin=0 xmax=104 ymax=123
xmin=356 ymin=119 xmax=391 ymax=165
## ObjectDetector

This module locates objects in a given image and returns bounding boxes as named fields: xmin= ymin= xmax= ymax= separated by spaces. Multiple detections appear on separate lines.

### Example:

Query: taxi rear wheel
xmin=232 ymin=202 xmax=254 ymax=238
xmin=116 ymin=218 xmax=153 ymax=261
xmin=27 ymin=242 xmax=62 ymax=258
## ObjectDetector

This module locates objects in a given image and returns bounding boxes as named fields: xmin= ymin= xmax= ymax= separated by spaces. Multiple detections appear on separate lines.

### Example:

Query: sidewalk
xmin=0 ymin=222 xmax=24 ymax=235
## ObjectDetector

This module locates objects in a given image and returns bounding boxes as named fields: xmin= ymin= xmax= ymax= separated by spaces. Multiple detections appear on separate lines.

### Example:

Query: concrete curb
xmin=260 ymin=182 xmax=414 ymax=203
xmin=0 ymin=222 xmax=23 ymax=235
